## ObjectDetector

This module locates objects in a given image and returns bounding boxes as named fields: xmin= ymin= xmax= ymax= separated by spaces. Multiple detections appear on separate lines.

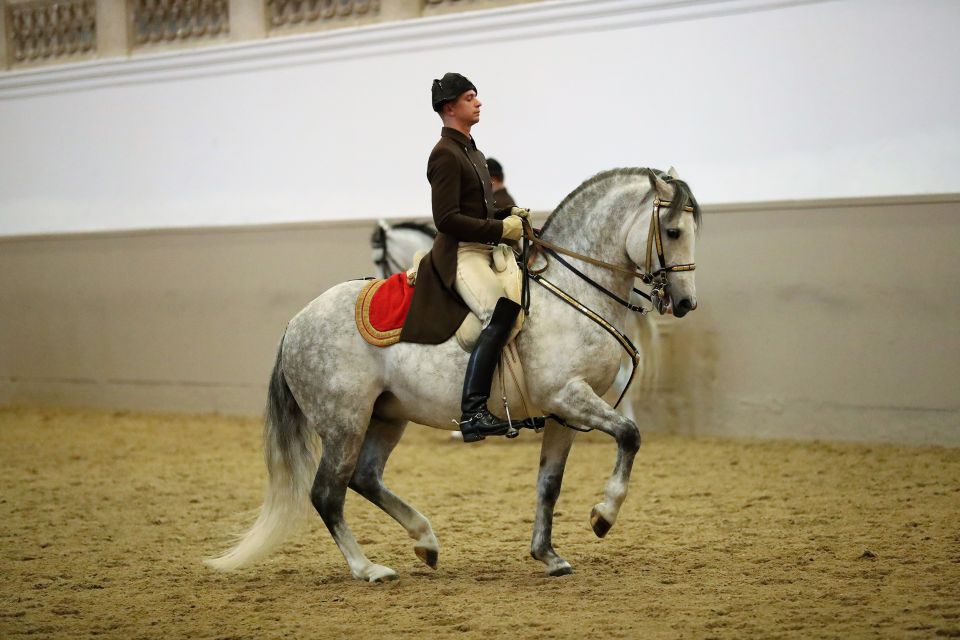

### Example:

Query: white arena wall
xmin=1 ymin=0 xmax=958 ymax=235
xmin=1 ymin=0 xmax=959 ymax=446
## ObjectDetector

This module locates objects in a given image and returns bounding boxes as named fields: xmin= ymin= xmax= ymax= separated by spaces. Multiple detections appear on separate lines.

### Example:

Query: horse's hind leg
xmin=349 ymin=418 xmax=440 ymax=569
xmin=530 ymin=420 xmax=577 ymax=576
xmin=311 ymin=422 xmax=397 ymax=583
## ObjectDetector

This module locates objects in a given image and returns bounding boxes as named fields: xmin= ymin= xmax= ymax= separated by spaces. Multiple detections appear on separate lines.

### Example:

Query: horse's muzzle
xmin=673 ymin=297 xmax=697 ymax=318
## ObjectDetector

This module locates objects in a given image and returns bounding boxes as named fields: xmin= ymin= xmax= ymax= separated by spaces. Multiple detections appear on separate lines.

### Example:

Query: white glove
xmin=509 ymin=206 xmax=531 ymax=219
xmin=501 ymin=215 xmax=523 ymax=242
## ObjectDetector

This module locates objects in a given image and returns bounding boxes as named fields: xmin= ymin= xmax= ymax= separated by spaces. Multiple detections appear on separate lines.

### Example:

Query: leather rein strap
xmin=524 ymin=225 xmax=653 ymax=283
xmin=544 ymin=247 xmax=651 ymax=313
xmin=531 ymin=273 xmax=640 ymax=412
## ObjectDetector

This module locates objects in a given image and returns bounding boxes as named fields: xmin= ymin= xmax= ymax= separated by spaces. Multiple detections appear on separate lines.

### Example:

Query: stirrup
xmin=452 ymin=414 xmax=548 ymax=442
xmin=456 ymin=409 xmax=517 ymax=443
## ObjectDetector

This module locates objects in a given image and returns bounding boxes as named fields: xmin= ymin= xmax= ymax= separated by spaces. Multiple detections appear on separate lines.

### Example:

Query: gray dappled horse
xmin=207 ymin=168 xmax=700 ymax=581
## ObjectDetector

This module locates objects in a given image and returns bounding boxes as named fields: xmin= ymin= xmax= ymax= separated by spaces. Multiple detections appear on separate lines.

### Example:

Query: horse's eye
xmin=666 ymin=228 xmax=681 ymax=239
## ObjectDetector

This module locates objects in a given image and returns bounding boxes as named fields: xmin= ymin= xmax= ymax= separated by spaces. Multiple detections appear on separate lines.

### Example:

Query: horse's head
xmin=626 ymin=168 xmax=700 ymax=318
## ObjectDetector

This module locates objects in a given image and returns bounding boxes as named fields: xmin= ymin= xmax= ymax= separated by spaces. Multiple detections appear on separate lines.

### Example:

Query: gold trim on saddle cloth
xmin=355 ymin=279 xmax=403 ymax=347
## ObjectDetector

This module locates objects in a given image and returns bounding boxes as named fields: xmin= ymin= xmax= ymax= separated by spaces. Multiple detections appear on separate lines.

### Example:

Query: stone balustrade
xmin=4 ymin=0 xmax=96 ymax=67
xmin=0 ymin=0 xmax=542 ymax=69
xmin=267 ymin=0 xmax=381 ymax=32
xmin=131 ymin=0 xmax=230 ymax=48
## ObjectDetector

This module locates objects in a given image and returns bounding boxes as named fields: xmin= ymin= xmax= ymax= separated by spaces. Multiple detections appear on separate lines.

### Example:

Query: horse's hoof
xmin=415 ymin=545 xmax=439 ymax=569
xmin=590 ymin=506 xmax=612 ymax=538
xmin=370 ymin=573 xmax=398 ymax=584
xmin=547 ymin=563 xmax=574 ymax=577
xmin=363 ymin=564 xmax=398 ymax=583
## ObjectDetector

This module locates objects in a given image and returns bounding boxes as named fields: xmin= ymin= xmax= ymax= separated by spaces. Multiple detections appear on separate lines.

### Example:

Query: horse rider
xmin=486 ymin=158 xmax=516 ymax=210
xmin=398 ymin=72 xmax=530 ymax=443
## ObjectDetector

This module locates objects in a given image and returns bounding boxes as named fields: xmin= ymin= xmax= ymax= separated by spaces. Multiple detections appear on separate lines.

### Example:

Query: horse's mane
xmin=541 ymin=167 xmax=701 ymax=234
xmin=370 ymin=220 xmax=436 ymax=252
xmin=391 ymin=221 xmax=437 ymax=238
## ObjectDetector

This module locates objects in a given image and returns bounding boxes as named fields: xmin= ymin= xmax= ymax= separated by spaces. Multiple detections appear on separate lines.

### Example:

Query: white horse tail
xmin=205 ymin=336 xmax=317 ymax=571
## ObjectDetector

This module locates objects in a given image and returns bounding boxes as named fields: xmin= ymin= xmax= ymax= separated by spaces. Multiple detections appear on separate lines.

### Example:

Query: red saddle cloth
xmin=355 ymin=273 xmax=415 ymax=347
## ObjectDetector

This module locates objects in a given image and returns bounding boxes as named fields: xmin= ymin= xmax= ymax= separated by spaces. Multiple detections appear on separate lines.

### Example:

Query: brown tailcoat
xmin=399 ymin=127 xmax=510 ymax=344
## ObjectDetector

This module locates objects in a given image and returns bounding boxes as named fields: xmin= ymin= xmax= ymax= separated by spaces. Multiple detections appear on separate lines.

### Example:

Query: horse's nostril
xmin=673 ymin=298 xmax=694 ymax=317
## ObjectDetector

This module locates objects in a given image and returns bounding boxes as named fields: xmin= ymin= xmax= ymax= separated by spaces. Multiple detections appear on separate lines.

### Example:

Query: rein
xmin=543 ymin=247 xmax=652 ymax=313
xmin=524 ymin=227 xmax=653 ymax=283
xmin=531 ymin=272 xmax=640 ymax=412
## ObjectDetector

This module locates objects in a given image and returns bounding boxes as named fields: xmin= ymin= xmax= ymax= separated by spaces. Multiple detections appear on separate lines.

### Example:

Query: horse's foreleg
xmin=530 ymin=421 xmax=576 ymax=576
xmin=548 ymin=379 xmax=641 ymax=539
xmin=349 ymin=418 xmax=440 ymax=569
xmin=311 ymin=425 xmax=397 ymax=583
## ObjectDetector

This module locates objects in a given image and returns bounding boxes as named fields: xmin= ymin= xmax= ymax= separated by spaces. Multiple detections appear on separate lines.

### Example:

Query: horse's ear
xmin=666 ymin=166 xmax=679 ymax=179
xmin=648 ymin=171 xmax=671 ymax=198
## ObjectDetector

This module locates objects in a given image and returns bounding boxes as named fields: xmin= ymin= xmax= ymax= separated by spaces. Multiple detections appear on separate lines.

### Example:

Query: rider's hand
xmin=501 ymin=215 xmax=524 ymax=242
xmin=509 ymin=206 xmax=531 ymax=219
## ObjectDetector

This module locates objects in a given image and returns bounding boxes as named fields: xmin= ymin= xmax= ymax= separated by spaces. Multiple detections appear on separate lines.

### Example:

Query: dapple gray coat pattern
xmin=206 ymin=168 xmax=700 ymax=581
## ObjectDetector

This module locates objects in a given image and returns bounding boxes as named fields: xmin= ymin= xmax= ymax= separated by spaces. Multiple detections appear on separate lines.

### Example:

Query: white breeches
xmin=454 ymin=243 xmax=507 ymax=326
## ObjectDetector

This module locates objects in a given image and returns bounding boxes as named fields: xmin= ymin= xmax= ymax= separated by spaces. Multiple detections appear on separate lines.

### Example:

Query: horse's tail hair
xmin=205 ymin=334 xmax=316 ymax=571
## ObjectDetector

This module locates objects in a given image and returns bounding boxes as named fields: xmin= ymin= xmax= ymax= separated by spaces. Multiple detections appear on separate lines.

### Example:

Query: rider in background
xmin=399 ymin=72 xmax=530 ymax=442
xmin=486 ymin=158 xmax=516 ymax=210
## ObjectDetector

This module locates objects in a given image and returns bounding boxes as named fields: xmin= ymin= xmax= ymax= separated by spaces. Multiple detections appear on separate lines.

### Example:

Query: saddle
xmin=355 ymin=245 xmax=540 ymax=423
xmin=356 ymin=244 xmax=524 ymax=349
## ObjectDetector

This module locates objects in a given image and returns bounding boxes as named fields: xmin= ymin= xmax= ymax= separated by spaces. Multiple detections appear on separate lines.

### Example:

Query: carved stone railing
xmin=130 ymin=0 xmax=229 ymax=48
xmin=5 ymin=0 xmax=97 ymax=66
xmin=423 ymin=0 xmax=541 ymax=12
xmin=1 ymin=0 xmax=544 ymax=70
xmin=267 ymin=0 xmax=380 ymax=31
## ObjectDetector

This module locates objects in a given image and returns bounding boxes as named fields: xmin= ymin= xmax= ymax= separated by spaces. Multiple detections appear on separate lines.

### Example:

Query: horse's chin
xmin=654 ymin=295 xmax=673 ymax=316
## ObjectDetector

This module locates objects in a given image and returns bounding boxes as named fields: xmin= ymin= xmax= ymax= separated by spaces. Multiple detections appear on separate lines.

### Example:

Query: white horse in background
xmin=369 ymin=220 xmax=437 ymax=281
xmin=207 ymin=168 xmax=699 ymax=581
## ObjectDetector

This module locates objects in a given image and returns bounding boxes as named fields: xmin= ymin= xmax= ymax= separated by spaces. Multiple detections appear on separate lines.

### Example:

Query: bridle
xmin=522 ymin=197 xmax=696 ymax=315
xmin=643 ymin=197 xmax=697 ymax=313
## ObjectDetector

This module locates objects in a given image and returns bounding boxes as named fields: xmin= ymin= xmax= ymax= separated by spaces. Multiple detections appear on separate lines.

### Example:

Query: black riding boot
xmin=459 ymin=297 xmax=522 ymax=443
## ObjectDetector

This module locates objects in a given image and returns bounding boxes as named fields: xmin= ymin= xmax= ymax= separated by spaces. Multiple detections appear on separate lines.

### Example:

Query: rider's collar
xmin=441 ymin=127 xmax=476 ymax=149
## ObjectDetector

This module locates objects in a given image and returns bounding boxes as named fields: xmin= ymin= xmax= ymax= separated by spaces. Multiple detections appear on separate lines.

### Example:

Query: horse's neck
xmin=389 ymin=229 xmax=434 ymax=272
xmin=539 ymin=181 xmax=649 ymax=328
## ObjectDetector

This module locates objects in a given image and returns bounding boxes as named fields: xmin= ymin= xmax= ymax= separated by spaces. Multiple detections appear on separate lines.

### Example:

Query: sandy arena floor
xmin=1 ymin=407 xmax=958 ymax=639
